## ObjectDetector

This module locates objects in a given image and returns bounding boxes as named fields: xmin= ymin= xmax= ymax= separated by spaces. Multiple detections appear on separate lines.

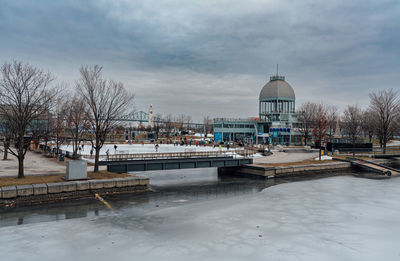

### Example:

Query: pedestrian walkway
xmin=253 ymin=151 xmax=319 ymax=164
xmin=0 ymin=151 xmax=66 ymax=177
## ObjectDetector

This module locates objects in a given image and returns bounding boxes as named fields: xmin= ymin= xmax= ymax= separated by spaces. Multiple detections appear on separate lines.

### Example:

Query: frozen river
xmin=1 ymin=168 xmax=400 ymax=260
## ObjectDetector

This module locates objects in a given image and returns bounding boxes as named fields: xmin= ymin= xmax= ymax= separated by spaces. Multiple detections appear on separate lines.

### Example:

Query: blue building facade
xmin=213 ymin=74 xmax=301 ymax=145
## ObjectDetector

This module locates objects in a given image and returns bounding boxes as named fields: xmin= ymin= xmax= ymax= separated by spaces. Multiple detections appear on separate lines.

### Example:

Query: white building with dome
xmin=213 ymin=74 xmax=300 ymax=145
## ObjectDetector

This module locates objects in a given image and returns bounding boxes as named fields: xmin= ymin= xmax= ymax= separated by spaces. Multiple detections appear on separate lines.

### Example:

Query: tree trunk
xmin=18 ymin=156 xmax=24 ymax=178
xmin=94 ymin=147 xmax=100 ymax=172
xmin=319 ymin=147 xmax=321 ymax=160
xmin=3 ymin=140 xmax=9 ymax=160
xmin=3 ymin=147 xmax=7 ymax=160
xmin=17 ymin=134 xmax=25 ymax=178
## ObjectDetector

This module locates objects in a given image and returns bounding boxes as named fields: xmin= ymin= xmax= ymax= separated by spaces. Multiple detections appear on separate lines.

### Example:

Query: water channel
xmin=1 ymin=158 xmax=400 ymax=261
xmin=0 ymin=159 xmax=398 ymax=228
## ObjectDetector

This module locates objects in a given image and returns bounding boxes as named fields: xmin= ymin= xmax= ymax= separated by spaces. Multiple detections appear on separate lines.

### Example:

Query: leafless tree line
xmin=143 ymin=113 xmax=212 ymax=137
xmin=297 ymin=89 xmax=400 ymax=155
xmin=0 ymin=61 xmax=134 ymax=178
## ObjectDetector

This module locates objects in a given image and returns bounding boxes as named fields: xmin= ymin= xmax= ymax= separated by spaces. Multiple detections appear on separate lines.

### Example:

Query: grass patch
xmin=87 ymin=171 xmax=131 ymax=179
xmin=0 ymin=171 xmax=131 ymax=188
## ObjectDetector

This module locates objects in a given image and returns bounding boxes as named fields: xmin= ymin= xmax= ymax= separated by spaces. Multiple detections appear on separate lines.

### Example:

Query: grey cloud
xmin=0 ymin=0 xmax=399 ymax=120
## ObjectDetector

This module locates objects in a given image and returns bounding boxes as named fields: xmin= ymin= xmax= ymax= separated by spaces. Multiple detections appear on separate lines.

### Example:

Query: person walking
xmin=106 ymin=149 xmax=110 ymax=160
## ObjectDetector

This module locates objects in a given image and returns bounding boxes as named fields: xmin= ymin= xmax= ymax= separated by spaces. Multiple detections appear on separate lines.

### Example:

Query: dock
xmin=343 ymin=157 xmax=400 ymax=177
xmin=237 ymin=162 xmax=352 ymax=178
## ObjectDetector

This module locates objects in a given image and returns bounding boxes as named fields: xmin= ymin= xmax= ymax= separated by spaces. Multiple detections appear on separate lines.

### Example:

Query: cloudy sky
xmin=1 ymin=0 xmax=399 ymax=121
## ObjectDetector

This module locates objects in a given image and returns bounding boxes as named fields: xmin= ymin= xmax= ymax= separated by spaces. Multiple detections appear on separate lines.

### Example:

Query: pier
xmin=100 ymin=150 xmax=254 ymax=173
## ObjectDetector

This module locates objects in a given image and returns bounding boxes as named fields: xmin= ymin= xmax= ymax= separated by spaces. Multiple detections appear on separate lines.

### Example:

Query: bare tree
xmin=163 ymin=114 xmax=173 ymax=136
xmin=33 ymin=102 xmax=54 ymax=152
xmin=51 ymin=94 xmax=68 ymax=156
xmin=203 ymin=116 xmax=213 ymax=137
xmin=326 ymin=105 xmax=338 ymax=142
xmin=369 ymin=89 xmax=400 ymax=153
xmin=342 ymin=105 xmax=363 ymax=156
xmin=361 ymin=109 xmax=375 ymax=143
xmin=65 ymin=95 xmax=90 ymax=159
xmin=312 ymin=104 xmax=328 ymax=160
xmin=153 ymin=113 xmax=163 ymax=139
xmin=175 ymin=114 xmax=186 ymax=132
xmin=0 ymin=61 xmax=55 ymax=178
xmin=297 ymin=102 xmax=317 ymax=146
xmin=76 ymin=65 xmax=134 ymax=172
xmin=0 ymin=119 xmax=11 ymax=160
xmin=185 ymin=115 xmax=192 ymax=132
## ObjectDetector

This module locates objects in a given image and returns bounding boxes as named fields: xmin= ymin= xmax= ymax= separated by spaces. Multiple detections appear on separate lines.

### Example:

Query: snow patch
xmin=314 ymin=155 xmax=333 ymax=160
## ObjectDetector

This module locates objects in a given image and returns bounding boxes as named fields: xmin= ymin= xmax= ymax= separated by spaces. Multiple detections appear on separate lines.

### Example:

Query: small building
xmin=213 ymin=74 xmax=301 ymax=145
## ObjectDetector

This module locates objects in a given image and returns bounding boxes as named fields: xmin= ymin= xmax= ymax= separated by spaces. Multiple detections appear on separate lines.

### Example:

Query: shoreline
xmin=0 ymin=176 xmax=149 ymax=209
xmin=1 ymin=158 xmax=395 ymax=209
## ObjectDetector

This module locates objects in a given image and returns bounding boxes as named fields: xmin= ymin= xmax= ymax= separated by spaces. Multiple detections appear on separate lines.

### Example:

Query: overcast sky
xmin=1 ymin=0 xmax=399 ymax=121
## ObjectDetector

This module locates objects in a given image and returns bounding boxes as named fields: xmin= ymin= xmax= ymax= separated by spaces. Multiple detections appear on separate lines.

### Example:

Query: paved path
xmin=0 ymin=150 xmax=67 ymax=177
xmin=388 ymin=140 xmax=400 ymax=146
xmin=253 ymin=151 xmax=319 ymax=164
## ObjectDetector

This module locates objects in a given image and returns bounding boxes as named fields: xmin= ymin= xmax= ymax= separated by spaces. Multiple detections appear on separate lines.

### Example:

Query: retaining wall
xmin=0 ymin=176 xmax=149 ymax=208
xmin=238 ymin=162 xmax=352 ymax=178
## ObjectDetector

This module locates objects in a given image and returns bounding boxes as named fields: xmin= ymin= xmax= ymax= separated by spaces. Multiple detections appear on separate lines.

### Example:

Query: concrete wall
xmin=238 ymin=162 xmax=352 ymax=178
xmin=0 ymin=176 xmax=149 ymax=208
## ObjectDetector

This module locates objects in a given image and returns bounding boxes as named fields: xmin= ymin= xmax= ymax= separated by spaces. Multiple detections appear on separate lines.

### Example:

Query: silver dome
xmin=259 ymin=76 xmax=295 ymax=100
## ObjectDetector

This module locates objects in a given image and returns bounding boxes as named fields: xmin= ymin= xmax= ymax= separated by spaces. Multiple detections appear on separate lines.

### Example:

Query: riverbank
xmin=0 ymin=176 xmax=150 ymax=209
xmin=2 ymin=175 xmax=400 ymax=261
xmin=238 ymin=161 xmax=352 ymax=178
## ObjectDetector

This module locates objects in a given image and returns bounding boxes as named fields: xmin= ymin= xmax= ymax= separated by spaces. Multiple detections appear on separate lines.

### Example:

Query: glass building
xmin=213 ymin=74 xmax=300 ymax=145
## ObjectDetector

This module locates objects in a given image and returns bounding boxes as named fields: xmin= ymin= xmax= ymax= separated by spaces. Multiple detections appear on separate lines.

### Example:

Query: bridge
xmin=89 ymin=150 xmax=253 ymax=173
xmin=116 ymin=110 xmax=205 ymax=127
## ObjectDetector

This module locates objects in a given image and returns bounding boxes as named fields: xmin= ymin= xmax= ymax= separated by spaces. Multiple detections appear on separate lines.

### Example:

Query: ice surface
xmin=60 ymin=143 xmax=227 ymax=156
xmin=1 ymin=176 xmax=400 ymax=261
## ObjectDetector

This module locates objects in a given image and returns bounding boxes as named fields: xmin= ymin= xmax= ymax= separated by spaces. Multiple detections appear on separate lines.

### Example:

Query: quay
xmin=0 ymin=176 xmax=150 ymax=208
xmin=233 ymin=161 xmax=352 ymax=178
xmin=338 ymin=157 xmax=400 ymax=177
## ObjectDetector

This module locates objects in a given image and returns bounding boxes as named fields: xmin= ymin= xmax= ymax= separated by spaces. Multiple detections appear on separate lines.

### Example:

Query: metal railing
xmin=83 ymin=149 xmax=255 ymax=161
xmin=336 ymin=146 xmax=400 ymax=156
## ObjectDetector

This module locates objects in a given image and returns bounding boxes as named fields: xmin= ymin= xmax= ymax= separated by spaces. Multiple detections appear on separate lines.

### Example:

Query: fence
xmin=337 ymin=146 xmax=400 ymax=155
xmin=82 ymin=149 xmax=255 ymax=161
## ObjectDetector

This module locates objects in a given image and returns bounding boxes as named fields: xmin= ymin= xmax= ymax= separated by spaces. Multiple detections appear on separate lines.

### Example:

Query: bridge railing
xmin=83 ymin=149 xmax=255 ymax=161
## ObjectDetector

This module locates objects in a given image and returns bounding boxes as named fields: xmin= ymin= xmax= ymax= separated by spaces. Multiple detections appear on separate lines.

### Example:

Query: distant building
xmin=148 ymin=104 xmax=154 ymax=128
xmin=213 ymin=74 xmax=301 ymax=145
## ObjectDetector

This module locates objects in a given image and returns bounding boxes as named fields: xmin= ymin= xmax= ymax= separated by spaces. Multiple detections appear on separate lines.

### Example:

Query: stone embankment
xmin=238 ymin=162 xmax=352 ymax=178
xmin=0 ymin=176 xmax=149 ymax=208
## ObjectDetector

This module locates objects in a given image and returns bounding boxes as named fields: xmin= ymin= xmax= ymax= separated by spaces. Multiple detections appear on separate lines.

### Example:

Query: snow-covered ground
xmin=60 ymin=143 xmax=227 ymax=156
xmin=388 ymin=140 xmax=400 ymax=146
xmin=1 ymin=176 xmax=400 ymax=261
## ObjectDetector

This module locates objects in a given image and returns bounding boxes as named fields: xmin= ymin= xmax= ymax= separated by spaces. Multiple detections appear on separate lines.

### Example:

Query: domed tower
xmin=259 ymin=75 xmax=295 ymax=122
